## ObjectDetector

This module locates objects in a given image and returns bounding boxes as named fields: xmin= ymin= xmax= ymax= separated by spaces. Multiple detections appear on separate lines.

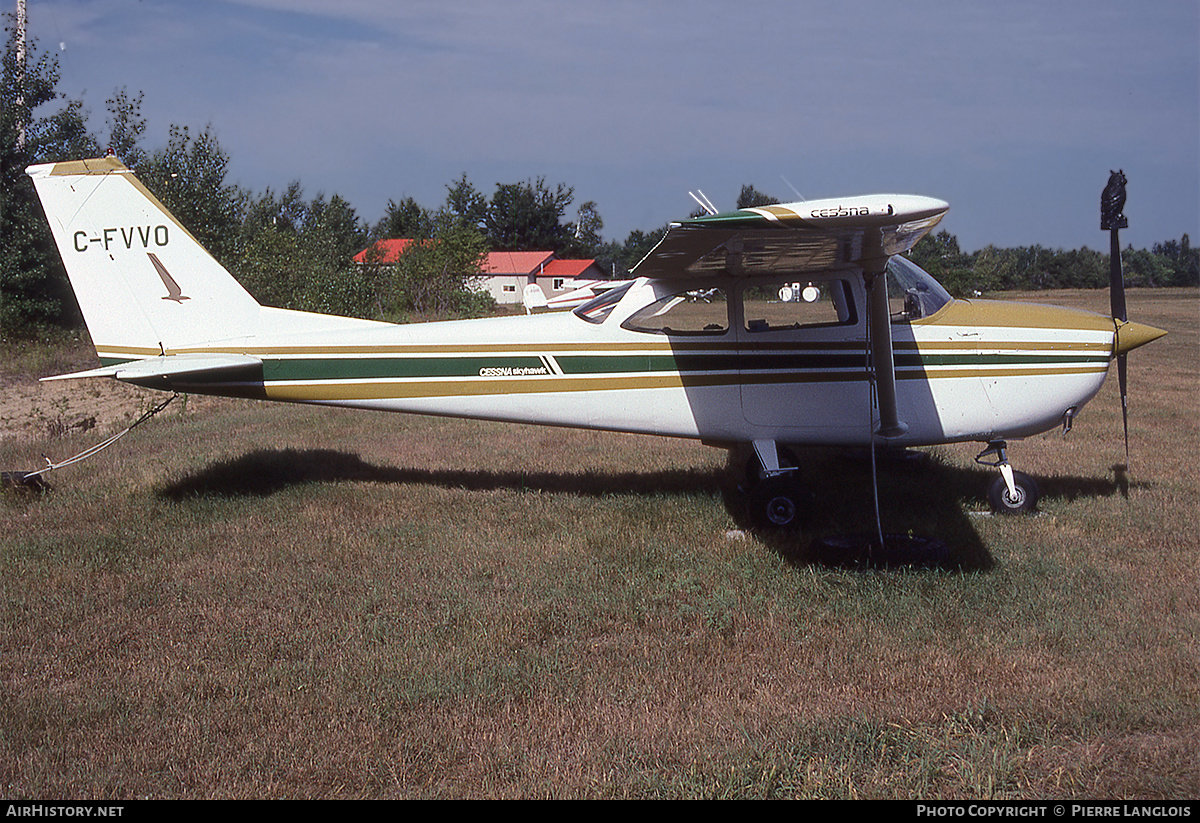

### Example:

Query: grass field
xmin=1 ymin=288 xmax=1196 ymax=799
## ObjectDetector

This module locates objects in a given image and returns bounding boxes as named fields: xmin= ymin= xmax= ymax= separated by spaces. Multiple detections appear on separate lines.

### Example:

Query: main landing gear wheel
xmin=988 ymin=470 xmax=1039 ymax=514
xmin=748 ymin=476 xmax=805 ymax=531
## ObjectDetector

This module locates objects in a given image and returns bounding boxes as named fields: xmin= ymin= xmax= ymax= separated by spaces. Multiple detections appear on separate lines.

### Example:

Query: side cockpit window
xmin=621 ymin=288 xmax=729 ymax=335
xmin=742 ymin=278 xmax=857 ymax=333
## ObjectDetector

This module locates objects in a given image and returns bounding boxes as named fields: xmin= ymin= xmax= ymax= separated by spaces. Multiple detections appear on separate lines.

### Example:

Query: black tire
xmin=748 ymin=475 xmax=805 ymax=531
xmin=987 ymin=471 xmax=1039 ymax=514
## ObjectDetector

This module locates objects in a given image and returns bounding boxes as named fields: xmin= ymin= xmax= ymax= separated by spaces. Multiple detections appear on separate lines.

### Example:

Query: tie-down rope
xmin=6 ymin=393 xmax=178 ymax=487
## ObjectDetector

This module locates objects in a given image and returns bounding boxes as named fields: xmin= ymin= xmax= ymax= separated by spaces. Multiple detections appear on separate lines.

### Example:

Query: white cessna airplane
xmin=27 ymin=157 xmax=1165 ymax=531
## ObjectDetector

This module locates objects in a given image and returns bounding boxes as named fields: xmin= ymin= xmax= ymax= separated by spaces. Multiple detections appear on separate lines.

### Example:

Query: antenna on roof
xmin=781 ymin=176 xmax=805 ymax=202
xmin=688 ymin=190 xmax=718 ymax=216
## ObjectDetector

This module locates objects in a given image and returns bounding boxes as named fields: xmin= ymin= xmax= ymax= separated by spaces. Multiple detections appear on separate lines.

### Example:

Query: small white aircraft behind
xmin=27 ymin=157 xmax=1165 ymax=533
xmin=523 ymin=279 xmax=630 ymax=313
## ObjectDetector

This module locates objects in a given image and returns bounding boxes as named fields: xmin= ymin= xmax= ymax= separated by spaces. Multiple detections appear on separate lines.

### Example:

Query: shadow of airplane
xmin=157 ymin=447 xmax=725 ymax=499
xmin=157 ymin=447 xmax=1143 ymax=574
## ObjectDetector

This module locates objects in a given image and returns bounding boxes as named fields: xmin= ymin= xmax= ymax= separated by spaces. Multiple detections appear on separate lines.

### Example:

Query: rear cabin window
xmin=742 ymin=279 xmax=857 ymax=332
xmin=573 ymin=282 xmax=633 ymax=324
xmin=621 ymin=288 xmax=729 ymax=335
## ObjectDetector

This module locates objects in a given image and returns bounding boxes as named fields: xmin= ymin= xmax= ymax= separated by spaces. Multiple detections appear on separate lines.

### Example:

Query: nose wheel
xmin=976 ymin=441 xmax=1040 ymax=514
xmin=743 ymin=440 xmax=807 ymax=531
xmin=748 ymin=475 xmax=806 ymax=530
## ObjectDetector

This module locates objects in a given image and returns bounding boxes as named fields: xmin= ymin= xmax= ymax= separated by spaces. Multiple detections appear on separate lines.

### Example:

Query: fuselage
xmin=111 ymin=262 xmax=1122 ymax=450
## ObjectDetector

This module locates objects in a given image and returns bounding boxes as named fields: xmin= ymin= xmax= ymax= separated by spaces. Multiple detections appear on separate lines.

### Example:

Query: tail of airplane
xmin=27 ymin=157 xmax=265 ymax=362
xmin=26 ymin=156 xmax=381 ymax=369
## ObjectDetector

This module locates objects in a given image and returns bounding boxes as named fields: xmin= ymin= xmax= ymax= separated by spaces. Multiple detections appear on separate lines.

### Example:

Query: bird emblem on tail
xmin=148 ymin=253 xmax=189 ymax=302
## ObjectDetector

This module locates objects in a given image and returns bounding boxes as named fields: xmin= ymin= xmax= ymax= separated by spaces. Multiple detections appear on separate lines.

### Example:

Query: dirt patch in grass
xmin=0 ymin=337 xmax=233 ymax=443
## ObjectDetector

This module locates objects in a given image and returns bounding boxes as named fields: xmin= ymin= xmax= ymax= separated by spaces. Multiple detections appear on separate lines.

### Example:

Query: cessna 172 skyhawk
xmin=27 ymin=157 xmax=1165 ymax=531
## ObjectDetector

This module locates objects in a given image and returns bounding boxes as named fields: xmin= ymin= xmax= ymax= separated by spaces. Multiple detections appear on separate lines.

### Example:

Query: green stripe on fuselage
xmin=264 ymin=355 xmax=548 ymax=381
xmin=253 ymin=347 xmax=1108 ymax=384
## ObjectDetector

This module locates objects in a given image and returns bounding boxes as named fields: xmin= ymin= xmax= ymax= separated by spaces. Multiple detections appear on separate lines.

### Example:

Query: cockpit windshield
xmin=886 ymin=255 xmax=953 ymax=320
xmin=573 ymin=281 xmax=633 ymax=324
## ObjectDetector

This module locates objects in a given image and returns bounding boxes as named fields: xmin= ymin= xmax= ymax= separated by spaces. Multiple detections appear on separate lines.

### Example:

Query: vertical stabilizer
xmin=26 ymin=157 xmax=263 ymax=363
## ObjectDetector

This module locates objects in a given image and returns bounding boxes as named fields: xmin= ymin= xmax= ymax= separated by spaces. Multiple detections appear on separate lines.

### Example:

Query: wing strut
xmin=866 ymin=269 xmax=906 ymax=438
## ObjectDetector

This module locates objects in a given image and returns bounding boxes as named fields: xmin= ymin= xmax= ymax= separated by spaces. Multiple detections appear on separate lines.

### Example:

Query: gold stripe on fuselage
xmin=259 ymin=364 xmax=1109 ymax=403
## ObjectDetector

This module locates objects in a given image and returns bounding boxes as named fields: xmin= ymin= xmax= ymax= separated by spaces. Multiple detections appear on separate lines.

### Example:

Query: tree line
xmin=2 ymin=17 xmax=1195 ymax=336
xmin=735 ymin=186 xmax=1199 ymax=294
xmin=907 ymin=229 xmax=1198 ymax=295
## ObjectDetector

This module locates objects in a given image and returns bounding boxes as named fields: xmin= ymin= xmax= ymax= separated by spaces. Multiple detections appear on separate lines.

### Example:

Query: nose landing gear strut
xmin=976 ymin=440 xmax=1040 ymax=514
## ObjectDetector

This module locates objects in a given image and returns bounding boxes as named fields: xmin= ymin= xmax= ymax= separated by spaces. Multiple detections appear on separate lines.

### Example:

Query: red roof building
xmin=351 ymin=238 xmax=416 ymax=265
xmin=481 ymin=253 xmax=607 ymax=304
xmin=353 ymin=240 xmax=607 ymax=304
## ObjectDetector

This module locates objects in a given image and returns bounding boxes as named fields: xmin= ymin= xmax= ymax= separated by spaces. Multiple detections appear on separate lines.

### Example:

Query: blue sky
xmin=24 ymin=0 xmax=1200 ymax=254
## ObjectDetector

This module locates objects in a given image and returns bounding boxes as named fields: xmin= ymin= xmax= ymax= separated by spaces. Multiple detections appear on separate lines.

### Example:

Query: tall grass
xmin=1 ymin=289 xmax=1196 ymax=798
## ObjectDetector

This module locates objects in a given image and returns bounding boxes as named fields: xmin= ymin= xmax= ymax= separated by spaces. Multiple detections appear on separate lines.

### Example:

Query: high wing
xmin=632 ymin=193 xmax=949 ymax=442
xmin=632 ymin=194 xmax=949 ymax=278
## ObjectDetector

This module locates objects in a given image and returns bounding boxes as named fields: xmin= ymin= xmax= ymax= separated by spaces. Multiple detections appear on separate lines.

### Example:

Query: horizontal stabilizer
xmin=42 ymin=353 xmax=263 ymax=383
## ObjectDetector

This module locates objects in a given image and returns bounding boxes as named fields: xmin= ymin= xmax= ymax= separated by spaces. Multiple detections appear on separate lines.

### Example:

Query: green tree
xmin=594 ymin=226 xmax=668 ymax=279
xmin=235 ymin=183 xmax=373 ymax=318
xmin=1068 ymin=247 xmax=1107 ymax=289
xmin=30 ymin=97 xmax=98 ymax=162
xmin=485 ymin=177 xmax=574 ymax=252
xmin=372 ymin=196 xmax=434 ymax=241
xmin=138 ymin=124 xmax=243 ymax=268
xmin=1 ymin=14 xmax=97 ymax=333
xmin=307 ymin=193 xmax=367 ymax=267
xmin=563 ymin=199 xmax=604 ymax=258
xmin=908 ymin=230 xmax=973 ymax=295
xmin=442 ymin=173 xmax=598 ymax=257
xmin=236 ymin=215 xmax=304 ymax=310
xmin=298 ymin=192 xmax=373 ymax=316
xmin=736 ymin=184 xmax=779 ymax=209
xmin=1121 ymin=246 xmax=1171 ymax=288
xmin=386 ymin=209 xmax=491 ymax=319
xmin=968 ymin=246 xmax=1008 ymax=294
xmin=1153 ymin=235 xmax=1199 ymax=287
xmin=236 ymin=182 xmax=307 ymax=308
xmin=444 ymin=173 xmax=488 ymax=230
xmin=104 ymin=86 xmax=146 ymax=168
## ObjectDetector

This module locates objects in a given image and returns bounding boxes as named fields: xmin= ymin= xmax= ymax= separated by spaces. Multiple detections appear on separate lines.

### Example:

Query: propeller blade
xmin=1117 ymin=352 xmax=1129 ymax=460
xmin=1110 ymin=231 xmax=1127 ymax=323
xmin=1109 ymin=217 xmax=1129 ymax=460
